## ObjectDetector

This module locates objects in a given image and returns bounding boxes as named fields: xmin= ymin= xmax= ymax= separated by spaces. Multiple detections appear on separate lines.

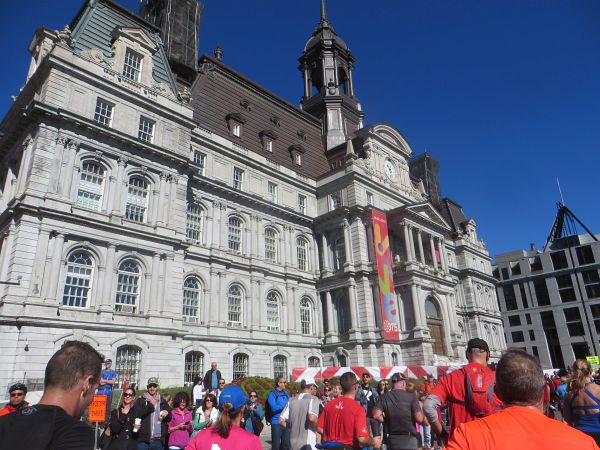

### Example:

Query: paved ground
xmin=259 ymin=423 xmax=272 ymax=449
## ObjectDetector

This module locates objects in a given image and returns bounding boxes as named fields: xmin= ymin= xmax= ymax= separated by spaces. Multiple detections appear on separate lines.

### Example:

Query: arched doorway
xmin=425 ymin=297 xmax=446 ymax=356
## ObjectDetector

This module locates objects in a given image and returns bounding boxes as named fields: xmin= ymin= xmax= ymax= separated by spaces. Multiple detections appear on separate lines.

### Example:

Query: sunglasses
xmin=249 ymin=395 xmax=257 ymax=398
xmin=148 ymin=384 xmax=158 ymax=388
xmin=10 ymin=392 xmax=25 ymax=397
xmin=123 ymin=393 xmax=134 ymax=397
xmin=205 ymin=399 xmax=213 ymax=403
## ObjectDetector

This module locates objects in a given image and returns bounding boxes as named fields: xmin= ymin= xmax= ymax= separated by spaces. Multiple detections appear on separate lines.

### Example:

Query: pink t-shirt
xmin=187 ymin=424 xmax=262 ymax=450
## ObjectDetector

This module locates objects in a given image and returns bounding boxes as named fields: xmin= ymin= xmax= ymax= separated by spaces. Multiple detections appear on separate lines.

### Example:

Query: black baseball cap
xmin=466 ymin=338 xmax=490 ymax=354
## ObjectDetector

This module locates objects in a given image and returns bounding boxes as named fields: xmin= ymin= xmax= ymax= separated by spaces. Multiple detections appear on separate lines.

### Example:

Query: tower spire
xmin=321 ymin=0 xmax=327 ymax=22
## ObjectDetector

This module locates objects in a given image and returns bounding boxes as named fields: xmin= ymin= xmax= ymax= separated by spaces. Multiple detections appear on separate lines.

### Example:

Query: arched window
xmin=183 ymin=277 xmax=201 ymax=323
xmin=232 ymin=353 xmax=248 ymax=379
xmin=115 ymin=345 xmax=141 ymax=389
xmin=77 ymin=161 xmax=105 ymax=211
xmin=115 ymin=259 xmax=140 ymax=313
xmin=296 ymin=237 xmax=309 ymax=271
xmin=300 ymin=297 xmax=313 ymax=335
xmin=125 ymin=176 xmax=149 ymax=222
xmin=228 ymin=284 xmax=243 ymax=327
xmin=273 ymin=355 xmax=288 ymax=380
xmin=62 ymin=251 xmax=94 ymax=308
xmin=308 ymin=356 xmax=320 ymax=368
xmin=266 ymin=291 xmax=281 ymax=331
xmin=264 ymin=228 xmax=278 ymax=263
xmin=184 ymin=351 xmax=204 ymax=386
xmin=228 ymin=217 xmax=242 ymax=252
xmin=333 ymin=235 xmax=346 ymax=270
xmin=391 ymin=352 xmax=399 ymax=366
xmin=425 ymin=297 xmax=445 ymax=356
xmin=337 ymin=354 xmax=347 ymax=367
xmin=186 ymin=203 xmax=204 ymax=242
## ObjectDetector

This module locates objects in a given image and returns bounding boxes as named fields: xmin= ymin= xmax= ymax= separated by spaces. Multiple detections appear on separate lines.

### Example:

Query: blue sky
xmin=1 ymin=0 xmax=599 ymax=258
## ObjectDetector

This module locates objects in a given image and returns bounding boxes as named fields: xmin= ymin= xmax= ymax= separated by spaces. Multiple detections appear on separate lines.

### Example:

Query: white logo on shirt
xmin=211 ymin=444 xmax=221 ymax=450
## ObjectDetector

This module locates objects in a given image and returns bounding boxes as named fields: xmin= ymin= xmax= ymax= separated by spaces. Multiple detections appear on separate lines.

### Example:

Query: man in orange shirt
xmin=447 ymin=349 xmax=600 ymax=450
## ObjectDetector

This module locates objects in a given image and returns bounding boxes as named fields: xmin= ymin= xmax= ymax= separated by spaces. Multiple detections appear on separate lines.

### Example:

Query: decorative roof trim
xmin=225 ymin=112 xmax=246 ymax=124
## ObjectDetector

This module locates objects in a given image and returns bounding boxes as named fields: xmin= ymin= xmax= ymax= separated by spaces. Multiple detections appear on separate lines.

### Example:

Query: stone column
xmin=287 ymin=285 xmax=296 ymax=333
xmin=105 ymin=174 xmax=116 ymax=213
xmin=161 ymin=254 xmax=173 ymax=314
xmin=15 ymin=138 xmax=33 ymax=197
xmin=101 ymin=244 xmax=116 ymax=310
xmin=343 ymin=219 xmax=353 ymax=265
xmin=156 ymin=172 xmax=167 ymax=226
xmin=417 ymin=231 xmax=425 ymax=263
xmin=211 ymin=202 xmax=221 ymax=249
xmin=257 ymin=279 xmax=266 ymax=330
xmin=218 ymin=272 xmax=226 ymax=325
xmin=148 ymin=253 xmax=161 ymax=314
xmin=111 ymin=157 xmax=128 ymax=216
xmin=411 ymin=284 xmax=424 ymax=330
xmin=206 ymin=268 xmax=218 ymax=325
xmin=320 ymin=233 xmax=331 ymax=272
xmin=0 ymin=224 xmax=15 ymax=298
xmin=429 ymin=235 xmax=437 ymax=267
xmin=403 ymin=224 xmax=412 ymax=262
xmin=282 ymin=284 xmax=290 ymax=333
xmin=325 ymin=291 xmax=335 ymax=335
xmin=348 ymin=283 xmax=358 ymax=331
xmin=45 ymin=232 xmax=65 ymax=302
xmin=407 ymin=225 xmax=417 ymax=261
xmin=61 ymin=141 xmax=79 ymax=199
xmin=166 ymin=176 xmax=178 ymax=227
xmin=437 ymin=239 xmax=447 ymax=272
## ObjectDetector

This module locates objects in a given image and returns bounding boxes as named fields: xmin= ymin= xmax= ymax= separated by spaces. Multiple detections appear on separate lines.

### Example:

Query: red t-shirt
xmin=430 ymin=362 xmax=502 ymax=436
xmin=317 ymin=397 xmax=369 ymax=447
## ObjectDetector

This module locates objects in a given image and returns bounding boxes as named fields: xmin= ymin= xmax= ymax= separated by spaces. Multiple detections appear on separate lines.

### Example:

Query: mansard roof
xmin=191 ymin=55 xmax=330 ymax=179
xmin=69 ymin=0 xmax=177 ymax=94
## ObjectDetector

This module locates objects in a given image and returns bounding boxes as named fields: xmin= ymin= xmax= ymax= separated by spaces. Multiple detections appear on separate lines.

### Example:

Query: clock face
xmin=384 ymin=160 xmax=396 ymax=179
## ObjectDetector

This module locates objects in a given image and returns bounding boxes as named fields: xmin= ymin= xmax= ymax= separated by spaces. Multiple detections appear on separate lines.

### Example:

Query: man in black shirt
xmin=373 ymin=373 xmax=424 ymax=450
xmin=0 ymin=340 xmax=103 ymax=450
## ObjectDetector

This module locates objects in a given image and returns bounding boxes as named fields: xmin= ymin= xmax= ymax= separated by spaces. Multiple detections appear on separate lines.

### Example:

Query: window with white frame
xmin=264 ymin=228 xmax=278 ymax=263
xmin=183 ymin=277 xmax=201 ymax=323
xmin=294 ymin=153 xmax=302 ymax=166
xmin=267 ymin=181 xmax=278 ymax=203
xmin=193 ymin=150 xmax=206 ymax=176
xmin=122 ymin=48 xmax=142 ymax=82
xmin=300 ymin=297 xmax=313 ymax=335
xmin=273 ymin=355 xmax=287 ymax=380
xmin=115 ymin=259 xmax=140 ymax=313
xmin=228 ymin=285 xmax=243 ymax=327
xmin=228 ymin=217 xmax=242 ymax=252
xmin=233 ymin=167 xmax=244 ymax=190
xmin=94 ymin=98 xmax=113 ymax=127
xmin=308 ymin=356 xmax=320 ymax=368
xmin=62 ymin=251 xmax=94 ymax=308
xmin=333 ymin=235 xmax=346 ymax=270
xmin=77 ymin=161 xmax=105 ymax=211
xmin=297 ymin=238 xmax=309 ymax=271
xmin=366 ymin=191 xmax=374 ymax=205
xmin=266 ymin=291 xmax=281 ymax=331
xmin=125 ymin=176 xmax=149 ymax=222
xmin=298 ymin=194 xmax=306 ymax=215
xmin=138 ymin=117 xmax=155 ymax=143
xmin=265 ymin=138 xmax=273 ymax=153
xmin=232 ymin=353 xmax=248 ymax=379
xmin=330 ymin=191 xmax=343 ymax=209
xmin=184 ymin=351 xmax=204 ymax=386
xmin=232 ymin=122 xmax=242 ymax=137
xmin=186 ymin=203 xmax=204 ymax=242
xmin=115 ymin=345 xmax=141 ymax=389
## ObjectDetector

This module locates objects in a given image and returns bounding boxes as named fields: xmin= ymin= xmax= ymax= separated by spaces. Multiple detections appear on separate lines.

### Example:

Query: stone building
xmin=494 ymin=205 xmax=600 ymax=369
xmin=0 ymin=0 xmax=503 ymax=391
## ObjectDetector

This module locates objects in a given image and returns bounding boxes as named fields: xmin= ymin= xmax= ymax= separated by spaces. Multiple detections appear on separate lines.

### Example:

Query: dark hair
xmin=340 ymin=372 xmax=357 ymax=394
xmin=214 ymin=402 xmax=244 ymax=438
xmin=45 ymin=341 xmax=103 ymax=390
xmin=173 ymin=391 xmax=190 ymax=406
xmin=193 ymin=376 xmax=201 ymax=385
xmin=204 ymin=393 xmax=218 ymax=409
xmin=495 ymin=348 xmax=545 ymax=406
xmin=274 ymin=377 xmax=285 ymax=388
xmin=124 ymin=387 xmax=136 ymax=396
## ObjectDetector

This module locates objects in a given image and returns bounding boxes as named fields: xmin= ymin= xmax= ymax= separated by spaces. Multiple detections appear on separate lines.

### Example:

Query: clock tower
xmin=299 ymin=0 xmax=365 ymax=150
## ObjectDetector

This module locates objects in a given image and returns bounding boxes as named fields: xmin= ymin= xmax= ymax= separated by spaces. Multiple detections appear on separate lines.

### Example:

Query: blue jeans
xmin=271 ymin=423 xmax=290 ymax=450
xmin=137 ymin=440 xmax=163 ymax=450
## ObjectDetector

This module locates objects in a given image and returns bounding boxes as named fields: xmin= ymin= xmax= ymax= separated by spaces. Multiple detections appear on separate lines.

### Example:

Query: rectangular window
xmin=532 ymin=346 xmax=539 ymax=357
xmin=232 ymin=123 xmax=241 ymax=137
xmin=193 ymin=151 xmax=206 ymax=176
xmin=366 ymin=191 xmax=374 ymax=205
xmin=138 ymin=117 xmax=155 ymax=143
xmin=519 ymin=283 xmax=529 ymax=309
xmin=294 ymin=153 xmax=302 ymax=166
xmin=526 ymin=313 xmax=532 ymax=325
xmin=534 ymin=279 xmax=551 ymax=306
xmin=551 ymin=251 xmax=569 ymax=270
xmin=267 ymin=181 xmax=278 ymax=203
xmin=511 ymin=331 xmax=525 ymax=342
xmin=572 ymin=342 xmax=590 ymax=360
xmin=508 ymin=315 xmax=521 ymax=327
xmin=94 ymin=98 xmax=113 ymax=127
xmin=330 ymin=191 xmax=343 ymax=210
xmin=583 ymin=269 xmax=600 ymax=299
xmin=556 ymin=274 xmax=576 ymax=302
xmin=529 ymin=330 xmax=535 ymax=341
xmin=591 ymin=304 xmax=600 ymax=333
xmin=501 ymin=268 xmax=509 ymax=280
xmin=529 ymin=255 xmax=542 ymax=271
xmin=122 ymin=48 xmax=142 ymax=82
xmin=564 ymin=307 xmax=585 ymax=336
xmin=577 ymin=245 xmax=595 ymax=265
xmin=265 ymin=139 xmax=273 ymax=152
xmin=503 ymin=285 xmax=518 ymax=311
xmin=233 ymin=167 xmax=244 ymax=190
xmin=510 ymin=262 xmax=521 ymax=276
xmin=298 ymin=194 xmax=307 ymax=215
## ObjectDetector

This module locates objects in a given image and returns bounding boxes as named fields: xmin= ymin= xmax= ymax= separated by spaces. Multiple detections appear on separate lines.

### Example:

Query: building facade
xmin=0 ymin=0 xmax=503 ymax=392
xmin=494 ymin=207 xmax=600 ymax=369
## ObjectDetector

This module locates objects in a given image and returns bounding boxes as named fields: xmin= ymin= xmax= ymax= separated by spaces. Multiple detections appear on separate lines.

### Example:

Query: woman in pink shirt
xmin=167 ymin=392 xmax=193 ymax=450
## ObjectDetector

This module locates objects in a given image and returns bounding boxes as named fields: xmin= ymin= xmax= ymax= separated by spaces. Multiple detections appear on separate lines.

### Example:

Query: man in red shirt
xmin=423 ymin=338 xmax=502 ymax=440
xmin=317 ymin=372 xmax=381 ymax=449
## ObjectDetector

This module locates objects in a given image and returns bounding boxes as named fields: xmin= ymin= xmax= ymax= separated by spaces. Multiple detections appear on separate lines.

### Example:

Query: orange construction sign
xmin=88 ymin=395 xmax=107 ymax=422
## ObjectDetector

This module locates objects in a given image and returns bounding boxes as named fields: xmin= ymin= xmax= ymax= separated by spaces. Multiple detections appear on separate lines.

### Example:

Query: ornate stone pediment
xmin=111 ymin=27 xmax=158 ymax=54
xmin=404 ymin=202 xmax=451 ymax=231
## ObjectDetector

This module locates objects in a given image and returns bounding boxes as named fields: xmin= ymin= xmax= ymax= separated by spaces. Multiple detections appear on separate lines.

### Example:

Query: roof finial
xmin=321 ymin=0 xmax=327 ymax=22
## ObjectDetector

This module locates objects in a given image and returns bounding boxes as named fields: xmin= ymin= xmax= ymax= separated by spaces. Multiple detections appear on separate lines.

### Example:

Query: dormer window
xmin=260 ymin=130 xmax=278 ymax=153
xmin=294 ymin=153 xmax=302 ymax=165
xmin=265 ymin=139 xmax=273 ymax=153
xmin=123 ymin=48 xmax=142 ymax=81
xmin=226 ymin=113 xmax=246 ymax=139
xmin=289 ymin=144 xmax=306 ymax=167
xmin=232 ymin=123 xmax=242 ymax=137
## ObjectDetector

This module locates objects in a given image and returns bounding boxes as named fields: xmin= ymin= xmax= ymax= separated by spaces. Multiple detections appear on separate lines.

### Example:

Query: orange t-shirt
xmin=447 ymin=406 xmax=599 ymax=450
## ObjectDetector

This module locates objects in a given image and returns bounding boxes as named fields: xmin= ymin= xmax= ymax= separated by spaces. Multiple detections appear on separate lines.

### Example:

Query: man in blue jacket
xmin=267 ymin=377 xmax=290 ymax=450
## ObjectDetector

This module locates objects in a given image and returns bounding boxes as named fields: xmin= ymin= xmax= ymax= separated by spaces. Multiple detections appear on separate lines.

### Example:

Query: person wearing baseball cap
xmin=279 ymin=378 xmax=320 ymax=450
xmin=424 ymin=338 xmax=502 ymax=443
xmin=134 ymin=377 xmax=172 ymax=449
xmin=188 ymin=385 xmax=262 ymax=450
xmin=97 ymin=358 xmax=117 ymax=421
xmin=0 ymin=383 xmax=29 ymax=417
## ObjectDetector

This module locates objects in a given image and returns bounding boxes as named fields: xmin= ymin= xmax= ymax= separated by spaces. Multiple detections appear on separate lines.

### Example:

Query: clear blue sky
xmin=1 ymin=0 xmax=599 ymax=258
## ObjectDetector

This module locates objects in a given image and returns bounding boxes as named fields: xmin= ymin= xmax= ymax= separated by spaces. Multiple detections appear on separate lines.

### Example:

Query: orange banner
xmin=88 ymin=394 xmax=107 ymax=422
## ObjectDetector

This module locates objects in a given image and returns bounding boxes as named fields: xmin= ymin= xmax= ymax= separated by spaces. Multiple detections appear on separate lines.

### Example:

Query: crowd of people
xmin=3 ymin=338 xmax=600 ymax=450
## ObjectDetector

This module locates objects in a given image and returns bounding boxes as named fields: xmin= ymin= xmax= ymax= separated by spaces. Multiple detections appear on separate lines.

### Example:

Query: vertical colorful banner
xmin=371 ymin=210 xmax=400 ymax=340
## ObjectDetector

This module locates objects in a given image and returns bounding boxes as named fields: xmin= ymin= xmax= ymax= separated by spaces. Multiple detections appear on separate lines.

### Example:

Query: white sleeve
xmin=280 ymin=403 xmax=290 ymax=421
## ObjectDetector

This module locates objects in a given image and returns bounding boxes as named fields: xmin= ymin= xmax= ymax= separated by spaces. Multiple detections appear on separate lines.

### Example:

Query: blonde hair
xmin=214 ymin=402 xmax=243 ymax=438
xmin=569 ymin=359 xmax=592 ymax=394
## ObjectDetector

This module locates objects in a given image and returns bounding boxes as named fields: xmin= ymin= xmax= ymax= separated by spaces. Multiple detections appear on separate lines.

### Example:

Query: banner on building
xmin=371 ymin=210 xmax=400 ymax=340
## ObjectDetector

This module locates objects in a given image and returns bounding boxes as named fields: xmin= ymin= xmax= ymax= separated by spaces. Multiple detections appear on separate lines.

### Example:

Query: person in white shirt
xmin=279 ymin=379 xmax=320 ymax=450
xmin=192 ymin=377 xmax=204 ymax=409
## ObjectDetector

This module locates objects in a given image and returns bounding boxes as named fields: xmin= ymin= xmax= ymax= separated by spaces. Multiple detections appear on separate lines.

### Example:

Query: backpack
xmin=463 ymin=365 xmax=496 ymax=418
xmin=264 ymin=389 xmax=288 ymax=422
